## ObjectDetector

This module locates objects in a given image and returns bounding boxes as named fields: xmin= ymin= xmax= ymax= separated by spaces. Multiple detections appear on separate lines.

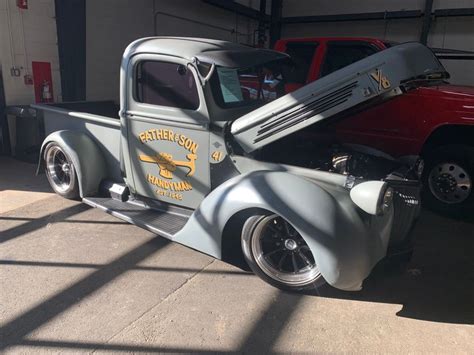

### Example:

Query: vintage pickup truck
xmin=34 ymin=37 xmax=445 ymax=292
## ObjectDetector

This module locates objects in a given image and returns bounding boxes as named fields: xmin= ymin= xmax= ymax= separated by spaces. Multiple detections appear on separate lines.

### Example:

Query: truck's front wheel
xmin=423 ymin=145 xmax=473 ymax=216
xmin=44 ymin=143 xmax=80 ymax=199
xmin=241 ymin=214 xmax=325 ymax=292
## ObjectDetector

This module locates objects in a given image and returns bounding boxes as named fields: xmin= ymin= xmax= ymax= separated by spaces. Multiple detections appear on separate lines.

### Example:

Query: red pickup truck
xmin=273 ymin=37 xmax=474 ymax=215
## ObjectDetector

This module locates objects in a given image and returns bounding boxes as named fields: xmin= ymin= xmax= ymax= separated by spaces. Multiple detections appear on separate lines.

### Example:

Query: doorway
xmin=0 ymin=66 xmax=10 ymax=156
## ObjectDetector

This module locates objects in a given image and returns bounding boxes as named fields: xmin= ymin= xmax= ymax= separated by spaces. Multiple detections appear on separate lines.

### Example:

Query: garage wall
xmin=85 ymin=0 xmax=154 ymax=101
xmin=85 ymin=0 xmax=260 ymax=101
xmin=0 ymin=0 xmax=61 ymax=105
xmin=153 ymin=0 xmax=259 ymax=44
xmin=281 ymin=0 xmax=474 ymax=85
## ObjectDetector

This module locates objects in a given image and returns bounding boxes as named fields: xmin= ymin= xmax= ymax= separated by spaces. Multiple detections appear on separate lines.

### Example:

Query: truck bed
xmin=32 ymin=101 xmax=123 ymax=181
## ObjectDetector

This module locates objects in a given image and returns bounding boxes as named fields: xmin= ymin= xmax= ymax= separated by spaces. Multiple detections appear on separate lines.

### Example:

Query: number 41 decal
xmin=211 ymin=151 xmax=224 ymax=162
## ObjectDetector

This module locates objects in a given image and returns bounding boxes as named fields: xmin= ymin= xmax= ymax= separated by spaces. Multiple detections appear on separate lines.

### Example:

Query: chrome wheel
xmin=428 ymin=162 xmax=472 ymax=204
xmin=250 ymin=215 xmax=320 ymax=287
xmin=45 ymin=145 xmax=74 ymax=194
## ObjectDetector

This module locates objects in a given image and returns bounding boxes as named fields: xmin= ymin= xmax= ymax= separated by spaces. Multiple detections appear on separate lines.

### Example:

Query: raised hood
xmin=231 ymin=42 xmax=448 ymax=153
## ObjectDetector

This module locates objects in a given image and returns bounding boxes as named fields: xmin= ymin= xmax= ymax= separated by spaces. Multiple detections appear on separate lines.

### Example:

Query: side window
xmin=284 ymin=42 xmax=318 ymax=84
xmin=135 ymin=61 xmax=199 ymax=110
xmin=320 ymin=42 xmax=378 ymax=77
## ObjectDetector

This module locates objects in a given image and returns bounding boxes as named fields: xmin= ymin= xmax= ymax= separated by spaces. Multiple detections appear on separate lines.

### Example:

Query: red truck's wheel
xmin=241 ymin=213 xmax=325 ymax=292
xmin=423 ymin=145 xmax=473 ymax=216
xmin=44 ymin=143 xmax=80 ymax=199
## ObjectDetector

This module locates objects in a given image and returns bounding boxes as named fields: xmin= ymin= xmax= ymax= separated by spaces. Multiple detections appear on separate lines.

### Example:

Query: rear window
xmin=135 ymin=61 xmax=199 ymax=110
xmin=284 ymin=42 xmax=318 ymax=84
xmin=320 ymin=42 xmax=378 ymax=77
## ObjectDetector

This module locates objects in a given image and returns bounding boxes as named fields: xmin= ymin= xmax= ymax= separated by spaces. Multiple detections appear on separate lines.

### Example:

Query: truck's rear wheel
xmin=241 ymin=214 xmax=325 ymax=291
xmin=423 ymin=145 xmax=473 ymax=216
xmin=44 ymin=143 xmax=79 ymax=199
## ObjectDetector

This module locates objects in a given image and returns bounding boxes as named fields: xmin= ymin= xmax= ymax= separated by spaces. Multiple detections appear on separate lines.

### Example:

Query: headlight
xmin=350 ymin=181 xmax=393 ymax=216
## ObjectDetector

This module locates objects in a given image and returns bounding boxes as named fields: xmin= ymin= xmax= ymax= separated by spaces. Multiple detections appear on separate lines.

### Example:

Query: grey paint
xmin=38 ymin=130 xmax=108 ymax=198
xmin=33 ymin=104 xmax=122 ymax=182
xmin=174 ymin=171 xmax=393 ymax=291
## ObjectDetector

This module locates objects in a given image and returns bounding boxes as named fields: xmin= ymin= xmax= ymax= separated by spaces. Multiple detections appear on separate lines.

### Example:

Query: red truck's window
xmin=320 ymin=42 xmax=378 ymax=77
xmin=284 ymin=42 xmax=318 ymax=84
xmin=135 ymin=61 xmax=199 ymax=110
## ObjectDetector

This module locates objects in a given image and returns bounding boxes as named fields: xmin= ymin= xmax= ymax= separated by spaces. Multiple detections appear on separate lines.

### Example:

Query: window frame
xmin=126 ymin=54 xmax=208 ymax=126
xmin=134 ymin=60 xmax=200 ymax=111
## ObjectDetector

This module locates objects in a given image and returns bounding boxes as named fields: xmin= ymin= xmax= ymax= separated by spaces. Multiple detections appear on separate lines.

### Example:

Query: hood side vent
xmin=254 ymin=81 xmax=358 ymax=143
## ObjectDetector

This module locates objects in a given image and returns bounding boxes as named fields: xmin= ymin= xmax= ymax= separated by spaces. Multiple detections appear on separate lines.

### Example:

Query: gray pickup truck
xmin=34 ymin=37 xmax=446 ymax=292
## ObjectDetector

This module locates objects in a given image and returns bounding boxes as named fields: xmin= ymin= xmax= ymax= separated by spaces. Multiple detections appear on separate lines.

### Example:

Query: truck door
xmin=123 ymin=55 xmax=210 ymax=209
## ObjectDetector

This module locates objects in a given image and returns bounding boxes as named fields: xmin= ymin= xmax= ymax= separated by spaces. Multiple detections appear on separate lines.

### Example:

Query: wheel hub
xmin=62 ymin=163 xmax=70 ymax=173
xmin=429 ymin=162 xmax=472 ymax=204
xmin=284 ymin=238 xmax=298 ymax=251
xmin=435 ymin=173 xmax=457 ymax=193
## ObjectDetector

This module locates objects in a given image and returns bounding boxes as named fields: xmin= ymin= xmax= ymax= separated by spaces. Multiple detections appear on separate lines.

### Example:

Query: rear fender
xmin=38 ymin=130 xmax=107 ymax=197
xmin=174 ymin=171 xmax=385 ymax=291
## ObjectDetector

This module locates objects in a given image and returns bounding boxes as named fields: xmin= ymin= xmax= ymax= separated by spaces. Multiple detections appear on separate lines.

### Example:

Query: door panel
xmin=124 ymin=55 xmax=211 ymax=209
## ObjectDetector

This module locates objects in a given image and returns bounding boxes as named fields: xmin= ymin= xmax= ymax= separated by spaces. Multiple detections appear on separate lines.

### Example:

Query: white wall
xmin=0 ymin=0 xmax=61 ymax=105
xmin=281 ymin=0 xmax=474 ymax=85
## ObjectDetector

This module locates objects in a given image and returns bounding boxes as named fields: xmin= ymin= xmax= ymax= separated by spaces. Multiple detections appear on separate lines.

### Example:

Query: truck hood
xmin=231 ymin=42 xmax=448 ymax=153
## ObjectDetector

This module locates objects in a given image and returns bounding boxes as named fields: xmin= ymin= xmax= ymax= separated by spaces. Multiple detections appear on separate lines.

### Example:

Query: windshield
xmin=210 ymin=60 xmax=289 ymax=108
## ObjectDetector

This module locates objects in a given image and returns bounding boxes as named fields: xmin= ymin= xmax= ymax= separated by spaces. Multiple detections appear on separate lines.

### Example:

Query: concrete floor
xmin=1 ymin=157 xmax=473 ymax=353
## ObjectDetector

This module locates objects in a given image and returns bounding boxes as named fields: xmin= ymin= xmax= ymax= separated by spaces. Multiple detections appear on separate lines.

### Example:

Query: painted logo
xmin=370 ymin=69 xmax=391 ymax=90
xmin=139 ymin=153 xmax=196 ymax=179
xmin=138 ymin=128 xmax=199 ymax=201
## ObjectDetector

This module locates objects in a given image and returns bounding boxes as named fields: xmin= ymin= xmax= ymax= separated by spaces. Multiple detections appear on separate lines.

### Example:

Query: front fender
xmin=174 ymin=171 xmax=388 ymax=291
xmin=38 ymin=130 xmax=107 ymax=197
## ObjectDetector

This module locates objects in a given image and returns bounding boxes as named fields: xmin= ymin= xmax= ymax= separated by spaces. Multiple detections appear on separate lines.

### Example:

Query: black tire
xmin=44 ymin=142 xmax=80 ymax=199
xmin=422 ymin=145 xmax=474 ymax=216
xmin=241 ymin=214 xmax=325 ymax=292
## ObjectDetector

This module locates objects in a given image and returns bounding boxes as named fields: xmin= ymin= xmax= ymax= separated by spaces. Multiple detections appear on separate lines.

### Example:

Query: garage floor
xmin=1 ymin=157 xmax=473 ymax=353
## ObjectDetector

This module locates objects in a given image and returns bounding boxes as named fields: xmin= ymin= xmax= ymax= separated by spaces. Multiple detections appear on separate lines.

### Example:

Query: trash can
xmin=6 ymin=105 xmax=40 ymax=162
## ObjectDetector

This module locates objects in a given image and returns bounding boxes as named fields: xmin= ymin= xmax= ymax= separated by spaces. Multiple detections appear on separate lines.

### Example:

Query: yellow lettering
xmin=145 ymin=131 xmax=152 ymax=142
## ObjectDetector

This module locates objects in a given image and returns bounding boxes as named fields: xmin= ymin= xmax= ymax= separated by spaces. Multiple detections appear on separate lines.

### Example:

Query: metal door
xmin=124 ymin=55 xmax=211 ymax=209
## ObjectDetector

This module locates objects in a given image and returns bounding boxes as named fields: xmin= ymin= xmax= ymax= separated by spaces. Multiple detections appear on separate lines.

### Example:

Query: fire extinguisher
xmin=17 ymin=0 xmax=28 ymax=9
xmin=41 ymin=80 xmax=53 ymax=103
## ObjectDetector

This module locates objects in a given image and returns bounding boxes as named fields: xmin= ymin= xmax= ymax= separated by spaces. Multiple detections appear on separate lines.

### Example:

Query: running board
xmin=83 ymin=197 xmax=190 ymax=239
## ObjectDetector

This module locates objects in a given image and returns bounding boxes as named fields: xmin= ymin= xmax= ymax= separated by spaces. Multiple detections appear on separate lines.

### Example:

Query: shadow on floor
xmin=308 ymin=209 xmax=474 ymax=325
xmin=0 ymin=157 xmax=52 ymax=193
